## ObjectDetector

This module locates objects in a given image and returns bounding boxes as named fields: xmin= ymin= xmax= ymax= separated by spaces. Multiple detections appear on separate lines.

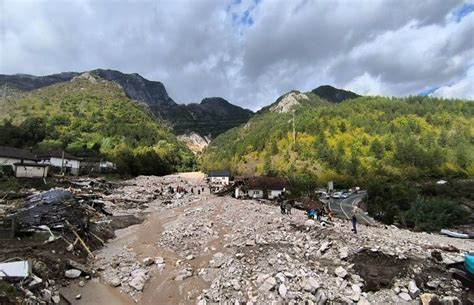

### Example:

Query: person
xmin=308 ymin=208 xmax=315 ymax=219
xmin=351 ymin=214 xmax=357 ymax=234
xmin=285 ymin=201 xmax=292 ymax=216
xmin=280 ymin=200 xmax=286 ymax=215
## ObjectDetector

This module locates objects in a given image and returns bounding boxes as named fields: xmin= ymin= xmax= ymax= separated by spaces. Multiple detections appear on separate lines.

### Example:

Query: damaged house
xmin=235 ymin=176 xmax=290 ymax=199
xmin=0 ymin=146 xmax=49 ymax=178
xmin=39 ymin=150 xmax=82 ymax=176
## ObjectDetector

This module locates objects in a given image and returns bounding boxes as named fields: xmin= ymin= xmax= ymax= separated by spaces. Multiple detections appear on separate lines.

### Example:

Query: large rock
xmin=408 ymin=280 xmax=420 ymax=298
xmin=66 ymin=260 xmax=92 ymax=275
xmin=399 ymin=292 xmax=412 ymax=301
xmin=278 ymin=283 xmax=287 ymax=298
xmin=174 ymin=268 xmax=193 ymax=281
xmin=301 ymin=277 xmax=321 ymax=293
xmin=129 ymin=269 xmax=147 ymax=291
xmin=339 ymin=247 xmax=349 ymax=260
xmin=259 ymin=276 xmax=276 ymax=292
xmin=209 ymin=252 xmax=226 ymax=268
xmin=143 ymin=257 xmax=154 ymax=266
xmin=420 ymin=293 xmax=440 ymax=305
xmin=334 ymin=266 xmax=348 ymax=278
xmin=64 ymin=269 xmax=81 ymax=279
xmin=319 ymin=241 xmax=330 ymax=253
xmin=305 ymin=219 xmax=316 ymax=227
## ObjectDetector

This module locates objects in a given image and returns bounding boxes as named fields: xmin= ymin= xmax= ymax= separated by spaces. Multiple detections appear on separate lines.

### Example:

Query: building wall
xmin=268 ymin=190 xmax=284 ymax=199
xmin=210 ymin=176 xmax=229 ymax=185
xmin=15 ymin=165 xmax=48 ymax=178
xmin=49 ymin=157 xmax=80 ymax=169
xmin=248 ymin=189 xmax=263 ymax=199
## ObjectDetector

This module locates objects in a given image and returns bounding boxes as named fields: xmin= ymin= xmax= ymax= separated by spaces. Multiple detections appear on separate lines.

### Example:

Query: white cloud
xmin=0 ymin=0 xmax=472 ymax=110
xmin=431 ymin=66 xmax=474 ymax=99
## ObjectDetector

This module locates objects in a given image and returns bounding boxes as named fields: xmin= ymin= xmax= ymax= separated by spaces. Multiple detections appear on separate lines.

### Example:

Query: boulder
xmin=399 ymin=292 xmax=412 ymax=301
xmin=278 ymin=283 xmax=287 ymax=298
xmin=334 ymin=266 xmax=348 ymax=278
xmin=408 ymin=280 xmax=420 ymax=298
xmin=155 ymin=257 xmax=165 ymax=265
xmin=143 ymin=257 xmax=154 ymax=266
xmin=301 ymin=277 xmax=321 ymax=293
xmin=305 ymin=219 xmax=316 ymax=227
xmin=420 ymin=293 xmax=440 ymax=305
xmin=66 ymin=260 xmax=92 ymax=275
xmin=174 ymin=268 xmax=193 ymax=281
xmin=339 ymin=247 xmax=349 ymax=260
xmin=64 ymin=269 xmax=81 ymax=279
xmin=259 ymin=276 xmax=276 ymax=292
xmin=110 ymin=277 xmax=121 ymax=287
xmin=129 ymin=269 xmax=147 ymax=291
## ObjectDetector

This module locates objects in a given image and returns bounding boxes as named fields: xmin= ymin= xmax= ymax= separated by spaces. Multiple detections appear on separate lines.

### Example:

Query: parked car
xmin=341 ymin=192 xmax=349 ymax=199
xmin=332 ymin=192 xmax=342 ymax=199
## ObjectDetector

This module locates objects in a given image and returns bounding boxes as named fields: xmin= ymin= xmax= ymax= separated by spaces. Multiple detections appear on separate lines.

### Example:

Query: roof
xmin=209 ymin=170 xmax=231 ymax=177
xmin=39 ymin=150 xmax=81 ymax=161
xmin=0 ymin=146 xmax=37 ymax=160
xmin=243 ymin=176 xmax=290 ymax=190
xmin=14 ymin=162 xmax=49 ymax=167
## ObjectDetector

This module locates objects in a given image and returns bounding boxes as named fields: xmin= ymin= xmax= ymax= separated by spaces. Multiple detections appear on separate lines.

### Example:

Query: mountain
xmin=200 ymin=92 xmax=474 ymax=182
xmin=0 ymin=69 xmax=253 ymax=138
xmin=311 ymin=85 xmax=360 ymax=103
xmin=0 ymin=73 xmax=194 ymax=175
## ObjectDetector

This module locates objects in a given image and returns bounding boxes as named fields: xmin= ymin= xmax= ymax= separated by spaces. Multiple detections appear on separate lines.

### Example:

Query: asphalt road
xmin=328 ymin=192 xmax=375 ymax=225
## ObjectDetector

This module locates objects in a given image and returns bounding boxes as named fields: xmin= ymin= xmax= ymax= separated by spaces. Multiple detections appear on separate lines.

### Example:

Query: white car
xmin=332 ymin=192 xmax=342 ymax=199
xmin=341 ymin=192 xmax=349 ymax=199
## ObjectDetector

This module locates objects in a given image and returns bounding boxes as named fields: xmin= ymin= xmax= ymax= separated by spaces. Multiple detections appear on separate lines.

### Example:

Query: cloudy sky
xmin=1 ymin=0 xmax=473 ymax=110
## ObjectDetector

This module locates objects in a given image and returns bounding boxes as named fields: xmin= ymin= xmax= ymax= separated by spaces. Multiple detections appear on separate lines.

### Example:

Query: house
xmin=208 ymin=170 xmax=231 ymax=185
xmin=80 ymin=157 xmax=116 ymax=174
xmin=39 ymin=150 xmax=81 ymax=176
xmin=236 ymin=176 xmax=290 ymax=199
xmin=13 ymin=162 xmax=49 ymax=178
xmin=100 ymin=159 xmax=116 ymax=170
xmin=0 ymin=146 xmax=38 ymax=168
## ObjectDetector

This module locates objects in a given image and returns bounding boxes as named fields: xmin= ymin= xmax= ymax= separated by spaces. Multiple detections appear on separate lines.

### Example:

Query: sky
xmin=0 ymin=0 xmax=473 ymax=110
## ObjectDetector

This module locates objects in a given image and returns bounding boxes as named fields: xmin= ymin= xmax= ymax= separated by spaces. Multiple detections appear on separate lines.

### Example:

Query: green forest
xmin=0 ymin=76 xmax=195 ymax=175
xmin=200 ymin=92 xmax=474 ymax=230
xmin=201 ymin=93 xmax=474 ymax=183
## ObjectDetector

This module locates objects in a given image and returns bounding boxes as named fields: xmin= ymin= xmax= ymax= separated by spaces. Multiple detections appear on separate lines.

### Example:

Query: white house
xmin=236 ymin=176 xmax=290 ymax=199
xmin=0 ymin=146 xmax=38 ymax=168
xmin=14 ymin=162 xmax=49 ymax=178
xmin=208 ymin=170 xmax=231 ymax=185
xmin=40 ymin=151 xmax=81 ymax=176
xmin=100 ymin=159 xmax=116 ymax=170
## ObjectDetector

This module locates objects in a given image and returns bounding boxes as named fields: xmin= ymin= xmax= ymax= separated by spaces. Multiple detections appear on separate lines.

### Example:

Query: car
xmin=341 ymin=192 xmax=349 ymax=199
xmin=332 ymin=192 xmax=342 ymax=199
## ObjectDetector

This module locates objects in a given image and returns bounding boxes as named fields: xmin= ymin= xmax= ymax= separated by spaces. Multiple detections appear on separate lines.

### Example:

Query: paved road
xmin=328 ymin=192 xmax=375 ymax=225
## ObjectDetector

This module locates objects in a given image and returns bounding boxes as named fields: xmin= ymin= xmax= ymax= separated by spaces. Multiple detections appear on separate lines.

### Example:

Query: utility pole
xmin=292 ymin=110 xmax=296 ymax=145
xmin=61 ymin=150 xmax=65 ymax=175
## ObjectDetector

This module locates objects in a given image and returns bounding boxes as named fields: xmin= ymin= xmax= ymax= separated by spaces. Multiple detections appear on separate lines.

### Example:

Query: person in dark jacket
xmin=351 ymin=213 xmax=357 ymax=234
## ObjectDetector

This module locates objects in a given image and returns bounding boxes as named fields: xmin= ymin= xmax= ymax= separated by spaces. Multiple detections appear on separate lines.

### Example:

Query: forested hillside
xmin=0 ymin=74 xmax=195 ymax=175
xmin=201 ymin=93 xmax=474 ymax=185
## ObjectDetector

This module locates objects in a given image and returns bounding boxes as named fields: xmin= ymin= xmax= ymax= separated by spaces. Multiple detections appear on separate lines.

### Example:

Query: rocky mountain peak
xmin=90 ymin=69 xmax=176 ymax=106
xmin=270 ymin=91 xmax=309 ymax=113
xmin=311 ymin=85 xmax=360 ymax=103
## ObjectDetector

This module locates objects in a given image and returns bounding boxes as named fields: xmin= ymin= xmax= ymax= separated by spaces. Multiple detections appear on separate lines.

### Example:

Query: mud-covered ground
xmin=59 ymin=173 xmax=473 ymax=305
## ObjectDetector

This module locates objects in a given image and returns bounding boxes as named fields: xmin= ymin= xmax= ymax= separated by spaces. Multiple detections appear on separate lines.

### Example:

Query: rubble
xmin=2 ymin=173 xmax=474 ymax=304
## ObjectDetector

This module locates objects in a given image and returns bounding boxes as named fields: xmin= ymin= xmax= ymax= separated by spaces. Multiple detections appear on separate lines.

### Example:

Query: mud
xmin=351 ymin=249 xmax=410 ymax=292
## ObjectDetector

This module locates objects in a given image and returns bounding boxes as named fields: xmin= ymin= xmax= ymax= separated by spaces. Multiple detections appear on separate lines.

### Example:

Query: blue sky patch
xmin=453 ymin=3 xmax=474 ymax=22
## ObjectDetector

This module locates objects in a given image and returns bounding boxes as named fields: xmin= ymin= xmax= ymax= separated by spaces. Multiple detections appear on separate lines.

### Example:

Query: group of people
xmin=276 ymin=193 xmax=359 ymax=234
